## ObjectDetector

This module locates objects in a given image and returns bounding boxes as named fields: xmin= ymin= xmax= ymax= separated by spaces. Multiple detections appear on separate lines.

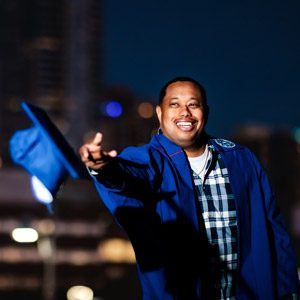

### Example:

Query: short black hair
xmin=158 ymin=76 xmax=207 ymax=106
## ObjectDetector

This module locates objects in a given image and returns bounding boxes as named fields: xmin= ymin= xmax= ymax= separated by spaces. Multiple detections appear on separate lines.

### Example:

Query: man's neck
xmin=185 ymin=133 xmax=208 ymax=157
xmin=185 ymin=144 xmax=206 ymax=157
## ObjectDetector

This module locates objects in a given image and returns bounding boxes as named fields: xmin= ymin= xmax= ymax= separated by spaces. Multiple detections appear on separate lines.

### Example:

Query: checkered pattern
xmin=192 ymin=147 xmax=238 ymax=300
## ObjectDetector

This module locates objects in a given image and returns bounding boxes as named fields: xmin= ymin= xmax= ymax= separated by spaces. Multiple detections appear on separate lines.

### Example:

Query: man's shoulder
xmin=210 ymin=137 xmax=261 ymax=168
xmin=209 ymin=137 xmax=245 ymax=152
xmin=119 ymin=136 xmax=171 ymax=164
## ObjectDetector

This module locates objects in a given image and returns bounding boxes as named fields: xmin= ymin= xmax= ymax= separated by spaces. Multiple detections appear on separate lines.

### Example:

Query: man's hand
xmin=79 ymin=132 xmax=117 ymax=170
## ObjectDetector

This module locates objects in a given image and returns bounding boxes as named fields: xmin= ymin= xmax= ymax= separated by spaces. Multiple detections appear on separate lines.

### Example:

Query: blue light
xmin=105 ymin=101 xmax=123 ymax=118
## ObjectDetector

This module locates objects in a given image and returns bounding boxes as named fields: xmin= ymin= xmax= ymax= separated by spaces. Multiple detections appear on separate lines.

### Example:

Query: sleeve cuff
xmin=87 ymin=167 xmax=99 ymax=176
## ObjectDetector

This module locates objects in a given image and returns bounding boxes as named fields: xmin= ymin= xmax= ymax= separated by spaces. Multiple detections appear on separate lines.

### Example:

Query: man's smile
xmin=176 ymin=120 xmax=197 ymax=131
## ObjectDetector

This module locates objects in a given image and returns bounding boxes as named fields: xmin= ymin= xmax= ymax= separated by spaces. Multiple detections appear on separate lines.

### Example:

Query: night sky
xmin=102 ymin=1 xmax=300 ymax=137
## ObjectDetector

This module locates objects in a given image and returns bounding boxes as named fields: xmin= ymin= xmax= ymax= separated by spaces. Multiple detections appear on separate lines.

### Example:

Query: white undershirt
xmin=187 ymin=145 xmax=208 ymax=181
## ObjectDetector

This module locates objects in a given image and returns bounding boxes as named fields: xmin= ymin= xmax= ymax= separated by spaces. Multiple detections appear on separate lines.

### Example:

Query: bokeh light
xmin=98 ymin=238 xmax=136 ymax=263
xmin=293 ymin=127 xmax=300 ymax=144
xmin=11 ymin=228 xmax=38 ymax=243
xmin=137 ymin=102 xmax=154 ymax=119
xmin=105 ymin=100 xmax=123 ymax=118
xmin=66 ymin=285 xmax=94 ymax=300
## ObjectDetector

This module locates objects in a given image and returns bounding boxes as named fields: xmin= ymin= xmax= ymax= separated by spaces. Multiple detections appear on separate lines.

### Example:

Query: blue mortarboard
xmin=9 ymin=101 xmax=88 ymax=211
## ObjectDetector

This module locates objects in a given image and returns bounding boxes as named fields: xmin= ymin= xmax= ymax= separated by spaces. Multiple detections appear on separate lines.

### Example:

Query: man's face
xmin=156 ymin=81 xmax=207 ymax=152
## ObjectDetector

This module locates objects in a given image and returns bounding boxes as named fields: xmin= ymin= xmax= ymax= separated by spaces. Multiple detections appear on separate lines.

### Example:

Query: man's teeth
xmin=177 ymin=122 xmax=192 ymax=126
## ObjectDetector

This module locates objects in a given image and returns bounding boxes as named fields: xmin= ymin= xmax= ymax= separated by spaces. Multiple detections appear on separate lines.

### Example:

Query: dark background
xmin=103 ymin=0 xmax=300 ymax=137
xmin=0 ymin=1 xmax=299 ymax=299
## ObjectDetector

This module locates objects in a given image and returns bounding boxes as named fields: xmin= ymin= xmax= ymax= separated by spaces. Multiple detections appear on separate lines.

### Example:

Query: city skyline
xmin=0 ymin=1 xmax=299 ymax=299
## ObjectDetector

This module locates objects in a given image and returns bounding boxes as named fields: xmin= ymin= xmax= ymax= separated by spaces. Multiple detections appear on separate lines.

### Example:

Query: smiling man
xmin=156 ymin=79 xmax=208 ymax=158
xmin=80 ymin=77 xmax=299 ymax=299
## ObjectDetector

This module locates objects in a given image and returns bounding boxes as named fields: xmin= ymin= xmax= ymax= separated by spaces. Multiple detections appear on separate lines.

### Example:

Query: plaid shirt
xmin=190 ymin=145 xmax=238 ymax=300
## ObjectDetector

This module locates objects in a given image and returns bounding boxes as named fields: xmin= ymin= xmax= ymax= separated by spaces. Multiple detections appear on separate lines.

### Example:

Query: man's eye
xmin=189 ymin=103 xmax=200 ymax=108
xmin=170 ymin=103 xmax=179 ymax=107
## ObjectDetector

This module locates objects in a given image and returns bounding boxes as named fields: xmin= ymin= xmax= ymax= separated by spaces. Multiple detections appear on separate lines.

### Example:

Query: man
xmin=80 ymin=77 xmax=299 ymax=299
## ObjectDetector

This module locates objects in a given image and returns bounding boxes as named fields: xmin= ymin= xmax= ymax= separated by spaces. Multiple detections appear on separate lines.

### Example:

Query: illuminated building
xmin=0 ymin=1 xmax=141 ymax=299
xmin=233 ymin=124 xmax=300 ymax=266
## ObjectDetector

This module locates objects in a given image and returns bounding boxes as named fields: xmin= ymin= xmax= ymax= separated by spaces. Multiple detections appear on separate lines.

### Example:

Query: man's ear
xmin=156 ymin=105 xmax=162 ymax=123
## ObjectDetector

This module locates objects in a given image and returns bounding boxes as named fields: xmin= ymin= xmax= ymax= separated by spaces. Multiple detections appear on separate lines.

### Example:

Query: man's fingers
xmin=91 ymin=132 xmax=103 ymax=146
xmin=79 ymin=145 xmax=90 ymax=159
xmin=80 ymin=145 xmax=99 ymax=159
xmin=79 ymin=132 xmax=117 ymax=170
xmin=87 ymin=149 xmax=117 ymax=163
xmin=86 ymin=144 xmax=101 ymax=153
xmin=108 ymin=150 xmax=118 ymax=157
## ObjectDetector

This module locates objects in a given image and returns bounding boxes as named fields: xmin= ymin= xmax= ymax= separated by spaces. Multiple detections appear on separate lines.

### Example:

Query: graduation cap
xmin=9 ymin=101 xmax=88 ymax=212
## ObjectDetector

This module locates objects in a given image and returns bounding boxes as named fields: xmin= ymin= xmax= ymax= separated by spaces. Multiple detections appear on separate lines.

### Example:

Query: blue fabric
xmin=92 ymin=133 xmax=299 ymax=300
xmin=19 ymin=101 xmax=86 ymax=179
xmin=9 ymin=101 xmax=88 ymax=200
xmin=9 ymin=126 xmax=68 ymax=195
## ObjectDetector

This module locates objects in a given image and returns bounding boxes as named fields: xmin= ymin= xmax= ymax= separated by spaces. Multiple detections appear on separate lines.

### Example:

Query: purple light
xmin=105 ymin=101 xmax=123 ymax=118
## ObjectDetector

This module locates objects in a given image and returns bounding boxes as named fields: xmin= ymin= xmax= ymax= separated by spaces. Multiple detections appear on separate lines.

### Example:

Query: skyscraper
xmin=0 ymin=0 xmax=103 ymax=163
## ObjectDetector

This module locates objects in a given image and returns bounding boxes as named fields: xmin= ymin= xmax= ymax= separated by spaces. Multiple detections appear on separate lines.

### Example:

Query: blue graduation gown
xmin=93 ymin=133 xmax=299 ymax=299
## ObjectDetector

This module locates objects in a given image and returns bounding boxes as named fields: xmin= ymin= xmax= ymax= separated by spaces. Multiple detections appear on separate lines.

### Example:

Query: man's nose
xmin=179 ymin=105 xmax=192 ymax=116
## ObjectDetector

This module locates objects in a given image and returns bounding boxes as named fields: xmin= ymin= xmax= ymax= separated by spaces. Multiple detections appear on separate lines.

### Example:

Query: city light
xmin=11 ymin=227 xmax=39 ymax=243
xmin=66 ymin=285 xmax=94 ymax=300
xmin=98 ymin=238 xmax=136 ymax=263
xmin=293 ymin=127 xmax=300 ymax=144
xmin=137 ymin=102 xmax=154 ymax=119
xmin=105 ymin=100 xmax=123 ymax=118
